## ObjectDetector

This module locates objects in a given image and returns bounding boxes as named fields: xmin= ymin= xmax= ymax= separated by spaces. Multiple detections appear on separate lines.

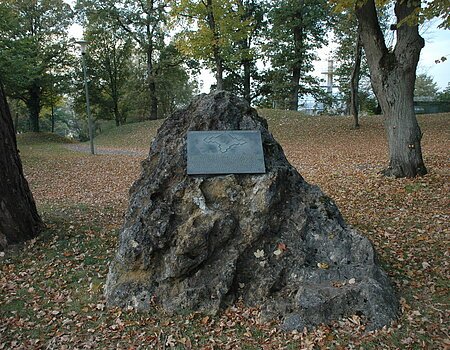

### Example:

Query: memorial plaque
xmin=187 ymin=130 xmax=265 ymax=175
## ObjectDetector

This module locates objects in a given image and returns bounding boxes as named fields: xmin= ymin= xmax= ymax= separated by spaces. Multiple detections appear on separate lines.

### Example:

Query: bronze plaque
xmin=187 ymin=130 xmax=265 ymax=175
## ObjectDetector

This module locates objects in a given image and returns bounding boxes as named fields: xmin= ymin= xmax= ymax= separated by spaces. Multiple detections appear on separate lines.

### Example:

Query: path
xmin=64 ymin=144 xmax=147 ymax=157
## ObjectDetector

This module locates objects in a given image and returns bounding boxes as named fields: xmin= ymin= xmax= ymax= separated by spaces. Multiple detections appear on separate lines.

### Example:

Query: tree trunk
xmin=356 ymin=0 xmax=427 ymax=177
xmin=289 ymin=11 xmax=303 ymax=111
xmin=51 ymin=104 xmax=55 ymax=132
xmin=0 ymin=82 xmax=43 ymax=250
xmin=146 ymin=29 xmax=158 ymax=120
xmin=112 ymin=85 xmax=122 ymax=126
xmin=243 ymin=58 xmax=251 ymax=103
xmin=27 ymin=82 xmax=41 ymax=132
xmin=14 ymin=112 xmax=19 ymax=133
xmin=290 ymin=68 xmax=300 ymax=111
xmin=350 ymin=32 xmax=362 ymax=128
xmin=206 ymin=0 xmax=224 ymax=91
xmin=147 ymin=63 xmax=158 ymax=120
xmin=214 ymin=55 xmax=224 ymax=91
xmin=381 ymin=72 xmax=426 ymax=177
xmin=240 ymin=34 xmax=251 ymax=103
xmin=114 ymin=101 xmax=120 ymax=127
xmin=149 ymin=79 xmax=158 ymax=119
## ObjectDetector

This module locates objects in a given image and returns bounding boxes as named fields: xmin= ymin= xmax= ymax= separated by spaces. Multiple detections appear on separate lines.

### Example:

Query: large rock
xmin=105 ymin=91 xmax=398 ymax=330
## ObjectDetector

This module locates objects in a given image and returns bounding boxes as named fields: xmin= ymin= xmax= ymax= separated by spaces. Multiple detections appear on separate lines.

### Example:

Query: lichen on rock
xmin=105 ymin=91 xmax=398 ymax=331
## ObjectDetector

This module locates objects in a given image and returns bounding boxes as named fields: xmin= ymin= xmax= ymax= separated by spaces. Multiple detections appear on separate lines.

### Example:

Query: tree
xmin=264 ymin=0 xmax=332 ymax=110
xmin=333 ymin=0 xmax=449 ymax=177
xmin=0 ymin=80 xmax=43 ymax=250
xmin=173 ymin=0 xmax=255 ymax=92
xmin=79 ymin=0 xmax=170 ymax=120
xmin=333 ymin=11 xmax=364 ymax=127
xmin=154 ymin=44 xmax=198 ymax=117
xmin=83 ymin=11 xmax=133 ymax=126
xmin=437 ymin=82 xmax=450 ymax=101
xmin=414 ymin=73 xmax=439 ymax=100
xmin=333 ymin=4 xmax=392 ymax=126
xmin=223 ymin=0 xmax=266 ymax=103
xmin=0 ymin=0 xmax=73 ymax=132
xmin=354 ymin=0 xmax=429 ymax=177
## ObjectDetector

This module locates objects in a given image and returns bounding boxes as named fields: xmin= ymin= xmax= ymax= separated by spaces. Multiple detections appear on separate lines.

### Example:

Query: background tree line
xmin=0 ymin=0 xmax=448 ymax=138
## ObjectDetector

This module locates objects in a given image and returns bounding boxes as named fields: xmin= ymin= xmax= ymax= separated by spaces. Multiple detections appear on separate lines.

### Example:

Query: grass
xmin=1 ymin=110 xmax=449 ymax=349
xmin=94 ymin=119 xmax=163 ymax=149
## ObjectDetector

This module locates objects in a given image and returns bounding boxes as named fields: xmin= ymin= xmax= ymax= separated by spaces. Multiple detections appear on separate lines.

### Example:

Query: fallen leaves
xmin=1 ymin=112 xmax=448 ymax=349
xmin=253 ymin=249 xmax=265 ymax=259
xmin=317 ymin=262 xmax=329 ymax=269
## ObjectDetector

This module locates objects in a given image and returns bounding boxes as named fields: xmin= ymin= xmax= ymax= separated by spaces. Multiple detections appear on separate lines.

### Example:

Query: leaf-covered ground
xmin=1 ymin=112 xmax=448 ymax=349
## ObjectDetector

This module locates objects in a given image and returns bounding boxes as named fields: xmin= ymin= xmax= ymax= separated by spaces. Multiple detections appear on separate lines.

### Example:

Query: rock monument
xmin=105 ymin=91 xmax=398 ymax=330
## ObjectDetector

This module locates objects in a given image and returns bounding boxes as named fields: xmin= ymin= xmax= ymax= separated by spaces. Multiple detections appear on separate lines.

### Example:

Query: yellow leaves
xmin=171 ymin=0 xmax=257 ymax=61
xmin=317 ymin=262 xmax=330 ymax=269
xmin=5 ymin=111 xmax=448 ymax=349
xmin=201 ymin=315 xmax=210 ymax=325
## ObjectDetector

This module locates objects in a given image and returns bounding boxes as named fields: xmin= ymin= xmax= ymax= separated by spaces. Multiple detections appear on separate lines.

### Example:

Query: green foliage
xmin=172 ymin=0 xmax=265 ymax=97
xmin=173 ymin=0 xmax=252 ymax=62
xmin=332 ymin=3 xmax=392 ymax=114
xmin=259 ymin=0 xmax=332 ymax=108
xmin=414 ymin=73 xmax=439 ymax=99
xmin=421 ymin=0 xmax=450 ymax=29
xmin=155 ymin=44 xmax=199 ymax=117
xmin=84 ymin=0 xmax=171 ymax=120
xmin=74 ymin=0 xmax=195 ymax=121
xmin=221 ymin=0 xmax=267 ymax=102
xmin=437 ymin=82 xmax=450 ymax=101
xmin=332 ymin=0 xmax=449 ymax=29
xmin=76 ymin=1 xmax=134 ymax=125
xmin=0 ymin=0 xmax=73 ymax=131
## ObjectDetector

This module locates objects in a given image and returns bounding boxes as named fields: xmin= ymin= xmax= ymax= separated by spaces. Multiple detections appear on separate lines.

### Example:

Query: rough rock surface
xmin=105 ymin=91 xmax=398 ymax=330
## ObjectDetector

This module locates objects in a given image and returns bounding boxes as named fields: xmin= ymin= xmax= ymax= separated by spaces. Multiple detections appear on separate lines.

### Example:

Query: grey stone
xmin=105 ymin=91 xmax=399 ymax=331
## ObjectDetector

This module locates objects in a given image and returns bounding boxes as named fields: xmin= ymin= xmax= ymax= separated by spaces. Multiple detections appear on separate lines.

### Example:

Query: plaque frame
xmin=187 ymin=130 xmax=266 ymax=175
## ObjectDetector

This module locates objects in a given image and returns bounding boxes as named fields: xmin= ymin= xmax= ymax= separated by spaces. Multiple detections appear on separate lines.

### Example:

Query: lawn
xmin=1 ymin=111 xmax=448 ymax=349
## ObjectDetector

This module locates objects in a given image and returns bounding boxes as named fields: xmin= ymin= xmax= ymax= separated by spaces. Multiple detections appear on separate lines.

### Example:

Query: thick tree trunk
xmin=356 ymin=0 xmax=427 ymax=178
xmin=381 ymin=73 xmax=426 ymax=177
xmin=350 ymin=33 xmax=362 ymax=128
xmin=0 ymin=82 xmax=43 ymax=250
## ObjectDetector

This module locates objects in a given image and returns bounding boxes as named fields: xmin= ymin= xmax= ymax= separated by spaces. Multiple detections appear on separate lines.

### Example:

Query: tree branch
xmin=355 ymin=0 xmax=388 ymax=65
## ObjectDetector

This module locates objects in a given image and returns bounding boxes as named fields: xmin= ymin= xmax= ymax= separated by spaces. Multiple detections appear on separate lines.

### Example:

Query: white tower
xmin=321 ymin=59 xmax=335 ymax=94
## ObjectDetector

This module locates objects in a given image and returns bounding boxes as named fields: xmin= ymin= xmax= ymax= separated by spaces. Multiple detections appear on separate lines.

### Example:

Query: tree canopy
xmin=0 ymin=0 xmax=73 ymax=132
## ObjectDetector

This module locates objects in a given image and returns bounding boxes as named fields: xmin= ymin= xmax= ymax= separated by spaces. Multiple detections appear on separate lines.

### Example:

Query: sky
xmin=68 ymin=13 xmax=450 ymax=93
xmin=416 ymin=23 xmax=450 ymax=89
